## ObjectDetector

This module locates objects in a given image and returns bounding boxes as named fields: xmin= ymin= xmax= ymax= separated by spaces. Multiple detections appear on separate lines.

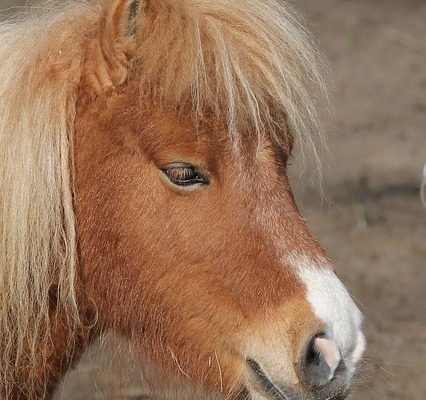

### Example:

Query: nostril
xmin=306 ymin=340 xmax=321 ymax=366
xmin=302 ymin=336 xmax=330 ymax=387
xmin=302 ymin=335 xmax=343 ymax=387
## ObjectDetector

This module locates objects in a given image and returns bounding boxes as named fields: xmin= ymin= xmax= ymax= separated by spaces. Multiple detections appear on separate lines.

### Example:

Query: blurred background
xmin=1 ymin=1 xmax=425 ymax=399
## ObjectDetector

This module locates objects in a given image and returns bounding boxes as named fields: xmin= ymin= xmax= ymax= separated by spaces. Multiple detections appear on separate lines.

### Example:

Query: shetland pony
xmin=0 ymin=1 xmax=365 ymax=399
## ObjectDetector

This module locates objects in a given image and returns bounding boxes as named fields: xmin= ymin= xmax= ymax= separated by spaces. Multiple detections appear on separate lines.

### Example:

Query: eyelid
xmin=161 ymin=163 xmax=210 ymax=187
xmin=163 ymin=162 xmax=194 ymax=168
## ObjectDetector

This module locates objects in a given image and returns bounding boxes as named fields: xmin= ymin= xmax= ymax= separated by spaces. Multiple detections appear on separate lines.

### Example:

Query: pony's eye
xmin=161 ymin=163 xmax=209 ymax=187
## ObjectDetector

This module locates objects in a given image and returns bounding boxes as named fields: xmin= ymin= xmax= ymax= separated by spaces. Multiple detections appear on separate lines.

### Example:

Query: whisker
xmin=168 ymin=346 xmax=191 ymax=380
xmin=214 ymin=351 xmax=224 ymax=393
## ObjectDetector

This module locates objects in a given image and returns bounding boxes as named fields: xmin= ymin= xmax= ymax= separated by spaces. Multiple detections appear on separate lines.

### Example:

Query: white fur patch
xmin=291 ymin=256 xmax=365 ymax=375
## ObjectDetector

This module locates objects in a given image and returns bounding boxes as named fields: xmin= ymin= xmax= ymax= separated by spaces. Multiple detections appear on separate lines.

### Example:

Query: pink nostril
xmin=313 ymin=337 xmax=341 ymax=378
xmin=302 ymin=335 xmax=344 ymax=387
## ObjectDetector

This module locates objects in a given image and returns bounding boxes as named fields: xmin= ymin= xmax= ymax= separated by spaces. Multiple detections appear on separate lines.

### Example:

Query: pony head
xmin=0 ymin=0 xmax=365 ymax=398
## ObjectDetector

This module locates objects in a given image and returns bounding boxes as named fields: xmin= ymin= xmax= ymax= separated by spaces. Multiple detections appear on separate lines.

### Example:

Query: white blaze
xmin=292 ymin=256 xmax=366 ymax=375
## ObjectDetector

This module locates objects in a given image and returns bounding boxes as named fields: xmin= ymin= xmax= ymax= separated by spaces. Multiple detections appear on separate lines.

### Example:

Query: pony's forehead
xmin=135 ymin=105 xmax=227 ymax=161
xmin=123 ymin=100 xmax=294 ymax=162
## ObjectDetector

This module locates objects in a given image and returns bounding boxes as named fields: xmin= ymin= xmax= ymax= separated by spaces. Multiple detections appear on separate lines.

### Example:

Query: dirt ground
xmin=1 ymin=1 xmax=425 ymax=399
xmin=291 ymin=2 xmax=426 ymax=399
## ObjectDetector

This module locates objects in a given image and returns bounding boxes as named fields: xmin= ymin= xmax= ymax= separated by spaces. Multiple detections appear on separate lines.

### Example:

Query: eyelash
xmin=161 ymin=163 xmax=209 ymax=187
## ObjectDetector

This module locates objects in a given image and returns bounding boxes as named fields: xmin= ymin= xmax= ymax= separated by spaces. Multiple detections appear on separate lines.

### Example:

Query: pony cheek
xmin=122 ymin=299 xmax=249 ymax=393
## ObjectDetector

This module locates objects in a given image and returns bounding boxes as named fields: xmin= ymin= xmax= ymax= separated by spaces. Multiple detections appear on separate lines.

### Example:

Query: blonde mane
xmin=0 ymin=3 xmax=97 ymax=396
xmin=0 ymin=0 xmax=326 ymax=397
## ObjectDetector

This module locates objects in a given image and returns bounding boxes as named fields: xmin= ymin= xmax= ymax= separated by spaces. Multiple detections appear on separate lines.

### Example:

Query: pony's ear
xmin=83 ymin=0 xmax=144 ymax=96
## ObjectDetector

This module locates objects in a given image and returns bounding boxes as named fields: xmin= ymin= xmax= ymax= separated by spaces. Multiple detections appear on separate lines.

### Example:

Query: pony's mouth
xmin=247 ymin=359 xmax=300 ymax=400
xmin=246 ymin=359 xmax=350 ymax=400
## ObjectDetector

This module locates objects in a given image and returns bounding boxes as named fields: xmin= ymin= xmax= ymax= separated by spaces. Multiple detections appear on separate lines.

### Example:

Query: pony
xmin=0 ymin=0 xmax=366 ymax=399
